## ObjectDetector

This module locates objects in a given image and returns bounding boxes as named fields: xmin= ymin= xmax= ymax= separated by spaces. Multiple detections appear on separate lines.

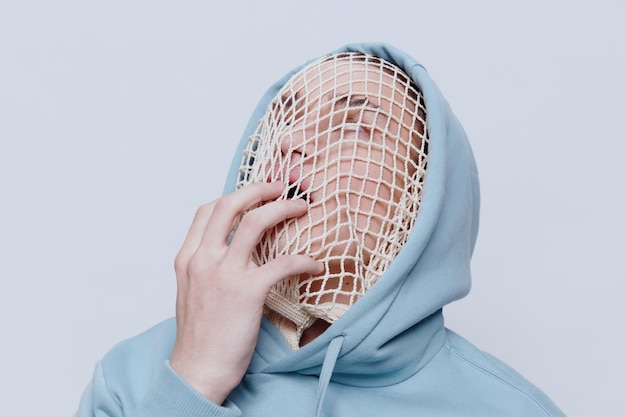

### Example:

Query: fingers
xmin=228 ymin=198 xmax=308 ymax=257
xmin=176 ymin=182 xmax=286 ymax=276
xmin=175 ymin=180 xmax=318 ymax=304
xmin=175 ymin=202 xmax=217 ymax=275
xmin=174 ymin=203 xmax=219 ymax=324
xmin=257 ymin=255 xmax=324 ymax=288
xmin=201 ymin=182 xmax=285 ymax=249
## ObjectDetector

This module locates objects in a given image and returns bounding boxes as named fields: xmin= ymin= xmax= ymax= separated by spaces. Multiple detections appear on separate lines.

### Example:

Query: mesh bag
xmin=236 ymin=52 xmax=428 ymax=349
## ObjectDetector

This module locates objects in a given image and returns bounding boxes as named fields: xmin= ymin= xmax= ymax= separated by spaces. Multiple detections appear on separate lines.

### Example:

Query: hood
xmin=223 ymin=42 xmax=479 ymax=388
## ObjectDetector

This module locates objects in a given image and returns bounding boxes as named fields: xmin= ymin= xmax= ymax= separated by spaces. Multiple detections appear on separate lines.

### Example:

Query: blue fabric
xmin=75 ymin=42 xmax=566 ymax=417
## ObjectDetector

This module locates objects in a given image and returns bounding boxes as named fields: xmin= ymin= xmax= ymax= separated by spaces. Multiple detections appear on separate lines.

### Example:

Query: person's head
xmin=237 ymin=52 xmax=428 ymax=345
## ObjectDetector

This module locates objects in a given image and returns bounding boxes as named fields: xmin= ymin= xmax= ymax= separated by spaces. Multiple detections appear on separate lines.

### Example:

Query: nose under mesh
xmin=236 ymin=52 xmax=428 ymax=349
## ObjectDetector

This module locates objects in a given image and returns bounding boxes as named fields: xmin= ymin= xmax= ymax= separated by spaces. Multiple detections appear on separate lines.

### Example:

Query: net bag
xmin=236 ymin=52 xmax=428 ymax=349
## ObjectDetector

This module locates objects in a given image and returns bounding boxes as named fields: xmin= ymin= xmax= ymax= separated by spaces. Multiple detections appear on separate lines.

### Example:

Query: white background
xmin=1 ymin=1 xmax=624 ymax=416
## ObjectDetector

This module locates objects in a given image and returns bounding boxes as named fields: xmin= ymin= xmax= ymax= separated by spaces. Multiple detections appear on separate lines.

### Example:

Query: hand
xmin=169 ymin=182 xmax=323 ymax=405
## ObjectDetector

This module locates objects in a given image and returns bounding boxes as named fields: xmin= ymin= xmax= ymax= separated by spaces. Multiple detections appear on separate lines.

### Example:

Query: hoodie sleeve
xmin=75 ymin=360 xmax=242 ymax=417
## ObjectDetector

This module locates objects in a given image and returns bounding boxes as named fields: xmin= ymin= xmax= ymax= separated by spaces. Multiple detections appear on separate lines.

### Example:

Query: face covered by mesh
xmin=236 ymin=52 xmax=428 ymax=349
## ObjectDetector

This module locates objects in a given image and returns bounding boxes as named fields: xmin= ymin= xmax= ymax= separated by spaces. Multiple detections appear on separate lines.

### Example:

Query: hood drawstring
xmin=315 ymin=335 xmax=345 ymax=417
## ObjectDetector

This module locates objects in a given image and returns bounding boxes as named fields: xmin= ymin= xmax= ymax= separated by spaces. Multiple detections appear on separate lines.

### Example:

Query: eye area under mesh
xmin=235 ymin=52 xmax=428 ymax=346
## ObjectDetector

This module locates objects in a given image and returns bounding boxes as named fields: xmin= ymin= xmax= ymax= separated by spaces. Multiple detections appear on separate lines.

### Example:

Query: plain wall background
xmin=1 ymin=1 xmax=624 ymax=415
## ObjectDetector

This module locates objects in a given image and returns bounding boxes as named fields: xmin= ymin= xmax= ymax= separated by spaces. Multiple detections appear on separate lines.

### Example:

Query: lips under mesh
xmin=236 ymin=52 xmax=428 ymax=349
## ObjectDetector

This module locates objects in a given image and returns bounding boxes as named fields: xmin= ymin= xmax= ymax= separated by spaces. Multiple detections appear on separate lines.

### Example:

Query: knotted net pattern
xmin=236 ymin=52 xmax=428 ymax=349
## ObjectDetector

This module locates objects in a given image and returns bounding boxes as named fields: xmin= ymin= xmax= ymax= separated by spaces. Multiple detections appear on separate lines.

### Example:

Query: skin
xmin=260 ymin=59 xmax=424 ymax=305
xmin=271 ymin=60 xmax=421 ymax=257
xmin=170 ymin=181 xmax=323 ymax=404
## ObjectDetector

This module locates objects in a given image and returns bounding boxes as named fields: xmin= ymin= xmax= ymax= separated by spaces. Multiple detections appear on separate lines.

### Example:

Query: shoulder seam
xmin=98 ymin=360 xmax=123 ymax=410
xmin=444 ymin=342 xmax=555 ymax=417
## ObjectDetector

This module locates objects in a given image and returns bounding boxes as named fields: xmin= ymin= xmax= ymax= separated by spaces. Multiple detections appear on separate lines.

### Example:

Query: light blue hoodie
xmin=75 ymin=43 xmax=565 ymax=417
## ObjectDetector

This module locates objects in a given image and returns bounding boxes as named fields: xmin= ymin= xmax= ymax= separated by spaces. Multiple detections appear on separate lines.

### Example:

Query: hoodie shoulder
xmin=77 ymin=318 xmax=241 ymax=417
xmin=102 ymin=317 xmax=177 ymax=369
xmin=439 ymin=329 xmax=566 ymax=417
xmin=99 ymin=318 xmax=177 ymax=404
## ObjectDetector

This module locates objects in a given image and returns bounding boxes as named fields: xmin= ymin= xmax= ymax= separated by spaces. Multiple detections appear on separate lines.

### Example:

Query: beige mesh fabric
xmin=236 ymin=52 xmax=428 ymax=349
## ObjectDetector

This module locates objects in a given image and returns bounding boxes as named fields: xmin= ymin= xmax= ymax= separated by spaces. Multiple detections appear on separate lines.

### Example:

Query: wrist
xmin=170 ymin=358 xmax=238 ymax=405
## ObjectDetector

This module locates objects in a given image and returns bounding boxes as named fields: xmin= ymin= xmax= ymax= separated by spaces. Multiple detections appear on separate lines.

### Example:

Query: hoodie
xmin=75 ymin=43 xmax=566 ymax=417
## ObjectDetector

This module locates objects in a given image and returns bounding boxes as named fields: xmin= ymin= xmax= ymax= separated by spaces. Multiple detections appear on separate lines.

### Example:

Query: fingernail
xmin=293 ymin=198 xmax=308 ymax=209
xmin=316 ymin=261 xmax=325 ymax=273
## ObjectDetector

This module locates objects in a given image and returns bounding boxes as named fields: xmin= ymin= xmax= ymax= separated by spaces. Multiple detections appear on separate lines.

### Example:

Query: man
xmin=76 ymin=43 xmax=565 ymax=417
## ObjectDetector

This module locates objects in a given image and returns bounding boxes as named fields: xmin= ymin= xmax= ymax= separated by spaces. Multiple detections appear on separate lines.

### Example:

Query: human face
xmin=239 ymin=53 xmax=427 ymax=317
